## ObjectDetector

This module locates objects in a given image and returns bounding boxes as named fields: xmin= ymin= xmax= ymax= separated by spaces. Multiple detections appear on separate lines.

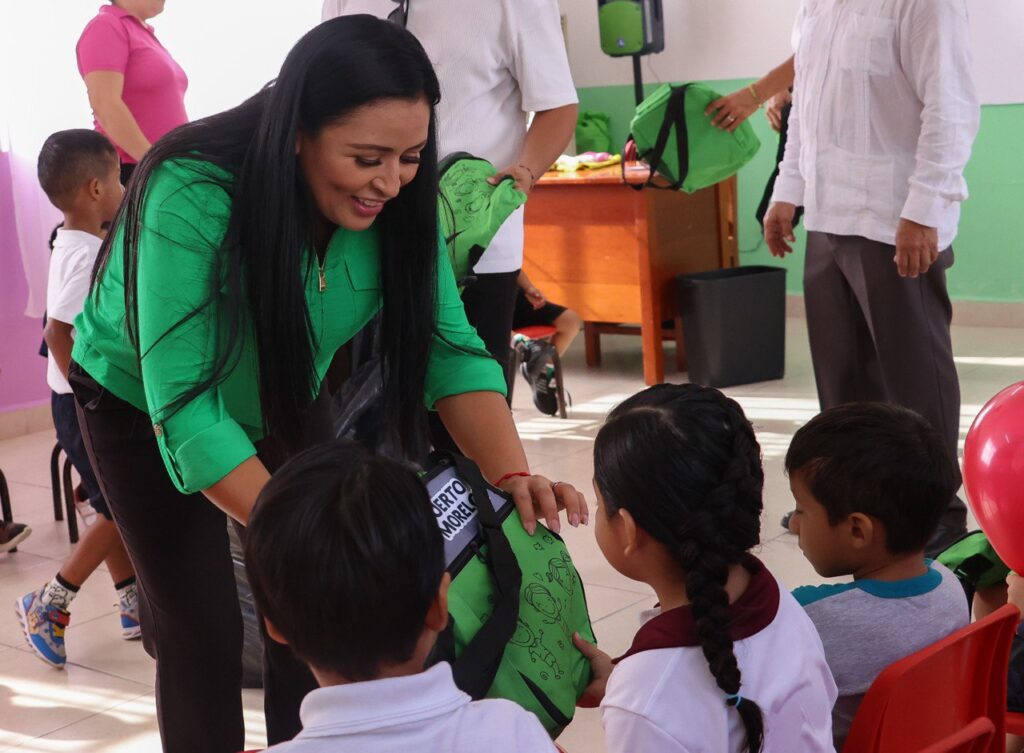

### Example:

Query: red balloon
xmin=964 ymin=381 xmax=1024 ymax=573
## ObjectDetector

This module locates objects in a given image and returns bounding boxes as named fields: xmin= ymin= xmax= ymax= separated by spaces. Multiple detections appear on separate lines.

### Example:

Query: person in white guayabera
xmin=764 ymin=0 xmax=980 ymax=556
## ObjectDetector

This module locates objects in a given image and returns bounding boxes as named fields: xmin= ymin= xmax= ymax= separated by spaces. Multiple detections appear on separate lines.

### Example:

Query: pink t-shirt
xmin=76 ymin=4 xmax=188 ymax=164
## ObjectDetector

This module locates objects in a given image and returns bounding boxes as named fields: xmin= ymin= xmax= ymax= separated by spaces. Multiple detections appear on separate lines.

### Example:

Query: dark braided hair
xmin=594 ymin=383 xmax=765 ymax=753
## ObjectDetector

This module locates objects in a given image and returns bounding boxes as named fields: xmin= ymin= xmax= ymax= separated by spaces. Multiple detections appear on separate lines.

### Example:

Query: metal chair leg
xmin=1 ymin=468 xmax=16 ymax=553
xmin=62 ymin=458 xmax=79 ymax=545
xmin=551 ymin=350 xmax=568 ymax=420
xmin=51 ymin=442 xmax=64 ymax=521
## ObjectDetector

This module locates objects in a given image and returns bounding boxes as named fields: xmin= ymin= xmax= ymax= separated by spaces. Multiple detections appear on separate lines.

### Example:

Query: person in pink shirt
xmin=77 ymin=1 xmax=188 ymax=182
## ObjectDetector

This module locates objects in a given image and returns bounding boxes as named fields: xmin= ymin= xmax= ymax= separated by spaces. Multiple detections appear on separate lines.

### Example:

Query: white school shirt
xmin=46 ymin=229 xmax=103 ymax=394
xmin=321 ymin=0 xmax=578 ymax=273
xmin=601 ymin=557 xmax=838 ymax=753
xmin=263 ymin=662 xmax=557 ymax=753
xmin=772 ymin=0 xmax=980 ymax=250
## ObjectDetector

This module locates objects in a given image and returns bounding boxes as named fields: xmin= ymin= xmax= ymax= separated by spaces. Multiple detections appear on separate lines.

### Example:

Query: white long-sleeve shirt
xmin=773 ymin=0 xmax=980 ymax=250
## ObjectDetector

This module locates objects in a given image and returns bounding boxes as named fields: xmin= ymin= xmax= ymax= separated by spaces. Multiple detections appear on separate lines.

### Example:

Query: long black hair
xmin=93 ymin=15 xmax=442 ymax=453
xmin=594 ymin=383 xmax=766 ymax=753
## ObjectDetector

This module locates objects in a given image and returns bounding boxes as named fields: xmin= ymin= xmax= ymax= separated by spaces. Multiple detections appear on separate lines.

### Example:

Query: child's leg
xmin=551 ymin=307 xmax=582 ymax=357
xmin=1008 ymin=733 xmax=1024 ymax=753
xmin=58 ymin=515 xmax=125 ymax=587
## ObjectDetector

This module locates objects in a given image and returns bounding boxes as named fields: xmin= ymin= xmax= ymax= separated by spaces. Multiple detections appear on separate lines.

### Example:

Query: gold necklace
xmin=318 ymin=259 xmax=327 ymax=293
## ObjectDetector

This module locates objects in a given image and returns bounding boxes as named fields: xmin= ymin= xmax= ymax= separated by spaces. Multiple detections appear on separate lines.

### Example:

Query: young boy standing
xmin=17 ymin=130 xmax=140 ymax=669
xmin=245 ymin=441 xmax=556 ymax=752
xmin=786 ymin=403 xmax=969 ymax=747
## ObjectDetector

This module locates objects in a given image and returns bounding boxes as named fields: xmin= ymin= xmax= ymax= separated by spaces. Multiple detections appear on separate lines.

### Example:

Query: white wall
xmin=559 ymin=0 xmax=1024 ymax=105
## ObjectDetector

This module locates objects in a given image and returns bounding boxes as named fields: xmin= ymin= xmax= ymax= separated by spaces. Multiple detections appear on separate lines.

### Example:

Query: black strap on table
xmin=625 ymin=83 xmax=692 ymax=192
xmin=430 ymin=451 xmax=523 ymax=700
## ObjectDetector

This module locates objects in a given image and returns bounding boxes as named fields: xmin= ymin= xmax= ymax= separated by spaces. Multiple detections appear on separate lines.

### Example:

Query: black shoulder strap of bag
xmin=431 ymin=451 xmax=522 ymax=699
xmin=627 ymin=83 xmax=692 ymax=193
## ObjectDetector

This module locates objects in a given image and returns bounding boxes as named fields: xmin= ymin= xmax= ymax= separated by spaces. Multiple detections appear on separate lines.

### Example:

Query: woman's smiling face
xmin=297 ymin=97 xmax=430 ymax=232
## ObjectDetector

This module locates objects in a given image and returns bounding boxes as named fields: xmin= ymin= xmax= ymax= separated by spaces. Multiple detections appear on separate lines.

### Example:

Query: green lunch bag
xmin=438 ymin=153 xmax=527 ymax=286
xmin=423 ymin=452 xmax=596 ymax=737
xmin=575 ymin=110 xmax=615 ymax=154
xmin=630 ymin=82 xmax=761 ymax=193
xmin=937 ymin=529 xmax=1011 ymax=604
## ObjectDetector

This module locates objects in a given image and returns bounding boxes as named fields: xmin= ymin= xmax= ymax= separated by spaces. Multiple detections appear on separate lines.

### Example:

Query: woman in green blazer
xmin=66 ymin=16 xmax=586 ymax=753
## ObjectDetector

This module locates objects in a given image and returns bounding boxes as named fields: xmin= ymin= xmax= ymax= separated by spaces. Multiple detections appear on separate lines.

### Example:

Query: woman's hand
xmin=498 ymin=474 xmax=588 ymax=536
xmin=573 ymin=632 xmax=614 ymax=707
xmin=705 ymin=88 xmax=759 ymax=133
xmin=765 ymin=90 xmax=792 ymax=133
xmin=524 ymin=283 xmax=546 ymax=309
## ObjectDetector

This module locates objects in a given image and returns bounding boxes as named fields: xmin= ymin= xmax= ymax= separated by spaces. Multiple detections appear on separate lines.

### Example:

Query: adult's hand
xmin=765 ymin=90 xmax=791 ymax=133
xmin=894 ymin=218 xmax=939 ymax=278
xmin=705 ymin=89 xmax=759 ymax=133
xmin=764 ymin=202 xmax=798 ymax=257
xmin=523 ymin=282 xmax=546 ymax=309
xmin=498 ymin=474 xmax=588 ymax=536
xmin=489 ymin=164 xmax=536 ymax=195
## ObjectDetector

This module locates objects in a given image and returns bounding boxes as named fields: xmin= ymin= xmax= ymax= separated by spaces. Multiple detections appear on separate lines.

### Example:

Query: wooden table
xmin=522 ymin=163 xmax=739 ymax=385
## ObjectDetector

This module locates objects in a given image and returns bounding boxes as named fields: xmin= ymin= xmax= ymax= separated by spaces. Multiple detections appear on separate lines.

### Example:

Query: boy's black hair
xmin=595 ymin=383 xmax=766 ymax=753
xmin=245 ymin=440 xmax=445 ymax=681
xmin=785 ymin=402 xmax=956 ymax=555
xmin=37 ymin=129 xmax=118 ymax=210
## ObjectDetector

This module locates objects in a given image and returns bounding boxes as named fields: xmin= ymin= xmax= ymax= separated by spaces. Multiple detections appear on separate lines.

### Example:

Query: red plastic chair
xmin=917 ymin=718 xmax=995 ymax=753
xmin=1007 ymin=711 xmax=1024 ymax=735
xmin=842 ymin=604 xmax=1019 ymax=753
xmin=510 ymin=325 xmax=568 ymax=419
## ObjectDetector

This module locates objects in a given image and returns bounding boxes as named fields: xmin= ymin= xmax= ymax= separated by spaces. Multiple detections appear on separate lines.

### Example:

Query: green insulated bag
xmin=423 ymin=452 xmax=595 ymax=737
xmin=937 ymin=530 xmax=1011 ymax=604
xmin=438 ymin=153 xmax=527 ymax=285
xmin=630 ymin=82 xmax=761 ymax=193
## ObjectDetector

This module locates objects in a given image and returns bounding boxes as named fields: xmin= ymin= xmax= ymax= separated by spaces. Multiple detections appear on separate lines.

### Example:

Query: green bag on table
xmin=575 ymin=111 xmax=615 ymax=154
xmin=630 ymin=82 xmax=761 ymax=193
xmin=423 ymin=452 xmax=596 ymax=738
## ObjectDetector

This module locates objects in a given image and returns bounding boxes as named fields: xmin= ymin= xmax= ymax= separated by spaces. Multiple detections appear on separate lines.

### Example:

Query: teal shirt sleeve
xmin=423 ymin=233 xmax=507 ymax=408
xmin=136 ymin=162 xmax=257 ymax=494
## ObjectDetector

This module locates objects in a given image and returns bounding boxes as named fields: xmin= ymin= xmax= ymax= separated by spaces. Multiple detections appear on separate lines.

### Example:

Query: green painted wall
xmin=578 ymin=80 xmax=1024 ymax=302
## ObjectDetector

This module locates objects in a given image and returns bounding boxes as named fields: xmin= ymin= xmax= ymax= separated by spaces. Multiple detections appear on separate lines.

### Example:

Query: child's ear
xmin=425 ymin=572 xmax=450 ymax=633
xmin=87 ymin=176 xmax=102 ymax=201
xmin=848 ymin=512 xmax=875 ymax=550
xmin=619 ymin=508 xmax=641 ymax=556
xmin=263 ymin=617 xmax=289 ymax=646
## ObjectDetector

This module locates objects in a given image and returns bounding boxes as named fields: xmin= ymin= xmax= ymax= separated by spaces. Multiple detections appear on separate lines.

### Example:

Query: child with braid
xmin=574 ymin=383 xmax=837 ymax=753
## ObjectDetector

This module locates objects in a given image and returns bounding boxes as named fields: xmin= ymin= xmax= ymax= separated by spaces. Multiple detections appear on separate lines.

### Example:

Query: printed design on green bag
xmin=523 ymin=582 xmax=571 ymax=635
xmin=510 ymin=619 xmax=564 ymax=681
xmin=546 ymin=551 xmax=575 ymax=597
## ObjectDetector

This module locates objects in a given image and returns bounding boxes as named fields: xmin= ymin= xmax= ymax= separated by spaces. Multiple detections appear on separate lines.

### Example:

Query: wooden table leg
xmin=674 ymin=316 xmax=687 ymax=373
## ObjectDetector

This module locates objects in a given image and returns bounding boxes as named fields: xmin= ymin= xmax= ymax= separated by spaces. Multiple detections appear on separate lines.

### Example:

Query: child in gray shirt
xmin=785 ymin=403 xmax=970 ymax=747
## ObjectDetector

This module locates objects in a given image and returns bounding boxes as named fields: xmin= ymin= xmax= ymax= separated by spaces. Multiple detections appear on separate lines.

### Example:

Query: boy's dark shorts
xmin=52 ymin=391 xmax=112 ymax=521
xmin=512 ymin=291 xmax=567 ymax=331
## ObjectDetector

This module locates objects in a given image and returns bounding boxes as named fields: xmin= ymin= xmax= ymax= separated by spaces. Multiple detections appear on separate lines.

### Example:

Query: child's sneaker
xmin=16 ymin=589 xmax=69 ymax=668
xmin=119 ymin=584 xmax=142 ymax=640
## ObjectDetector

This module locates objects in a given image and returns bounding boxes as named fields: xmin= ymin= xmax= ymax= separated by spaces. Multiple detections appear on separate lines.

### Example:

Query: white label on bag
xmin=425 ymin=465 xmax=513 ymax=570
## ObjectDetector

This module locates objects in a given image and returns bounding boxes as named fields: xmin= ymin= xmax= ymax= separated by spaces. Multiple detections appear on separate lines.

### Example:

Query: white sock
xmin=40 ymin=576 xmax=79 ymax=611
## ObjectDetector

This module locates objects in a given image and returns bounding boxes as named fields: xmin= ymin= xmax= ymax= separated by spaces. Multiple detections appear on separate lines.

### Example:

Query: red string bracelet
xmin=493 ymin=471 xmax=530 ymax=487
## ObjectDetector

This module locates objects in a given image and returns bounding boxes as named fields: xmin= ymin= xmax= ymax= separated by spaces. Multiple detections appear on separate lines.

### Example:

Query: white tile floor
xmin=0 ymin=317 xmax=1011 ymax=752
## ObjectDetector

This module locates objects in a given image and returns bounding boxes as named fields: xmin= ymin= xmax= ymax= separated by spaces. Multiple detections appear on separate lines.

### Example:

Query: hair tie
xmin=725 ymin=692 xmax=742 ymax=707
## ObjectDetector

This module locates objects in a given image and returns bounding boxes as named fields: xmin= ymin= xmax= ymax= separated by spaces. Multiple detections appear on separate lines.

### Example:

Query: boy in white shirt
xmin=17 ymin=130 xmax=140 ymax=670
xmin=244 ymin=441 xmax=557 ymax=753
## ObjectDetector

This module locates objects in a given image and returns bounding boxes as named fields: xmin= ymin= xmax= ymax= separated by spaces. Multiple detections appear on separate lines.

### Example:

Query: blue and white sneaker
xmin=16 ymin=589 xmax=69 ymax=669
xmin=119 ymin=585 xmax=142 ymax=640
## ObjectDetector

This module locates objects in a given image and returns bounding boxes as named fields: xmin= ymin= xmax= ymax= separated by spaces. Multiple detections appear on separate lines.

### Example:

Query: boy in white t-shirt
xmin=321 ymin=0 xmax=578 ymax=401
xmin=245 ymin=441 xmax=556 ymax=753
xmin=16 ymin=130 xmax=140 ymax=670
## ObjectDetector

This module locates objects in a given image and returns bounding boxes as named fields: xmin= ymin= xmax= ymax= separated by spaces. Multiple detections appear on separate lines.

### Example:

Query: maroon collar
xmin=614 ymin=555 xmax=780 ymax=664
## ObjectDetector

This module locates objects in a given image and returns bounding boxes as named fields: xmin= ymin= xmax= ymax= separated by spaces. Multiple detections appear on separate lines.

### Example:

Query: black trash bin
xmin=676 ymin=266 xmax=786 ymax=388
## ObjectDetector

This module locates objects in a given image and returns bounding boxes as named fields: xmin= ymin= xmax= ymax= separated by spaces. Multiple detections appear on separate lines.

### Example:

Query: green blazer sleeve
xmin=423 ymin=233 xmax=508 ymax=408
xmin=136 ymin=163 xmax=257 ymax=494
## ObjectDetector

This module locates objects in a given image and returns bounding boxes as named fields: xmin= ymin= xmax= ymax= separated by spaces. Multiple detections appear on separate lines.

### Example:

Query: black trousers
xmin=803 ymin=232 xmax=965 ymax=515
xmin=429 ymin=269 xmax=519 ymax=452
xmin=69 ymin=362 xmax=319 ymax=753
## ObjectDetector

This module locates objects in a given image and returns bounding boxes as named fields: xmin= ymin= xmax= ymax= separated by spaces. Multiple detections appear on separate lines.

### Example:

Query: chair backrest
xmin=842 ymin=604 xmax=1019 ymax=753
xmin=917 ymin=718 xmax=994 ymax=753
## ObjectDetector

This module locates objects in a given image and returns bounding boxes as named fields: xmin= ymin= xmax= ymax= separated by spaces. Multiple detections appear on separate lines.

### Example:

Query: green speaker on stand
xmin=597 ymin=0 xmax=664 ymax=104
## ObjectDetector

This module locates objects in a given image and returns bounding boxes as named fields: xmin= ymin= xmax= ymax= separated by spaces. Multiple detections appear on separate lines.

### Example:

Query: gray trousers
xmin=803 ymin=231 xmax=964 ymax=515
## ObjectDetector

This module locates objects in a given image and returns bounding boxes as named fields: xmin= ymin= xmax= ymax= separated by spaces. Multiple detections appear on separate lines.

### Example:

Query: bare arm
xmin=706 ymin=56 xmax=796 ymax=132
xmin=84 ymin=71 xmax=151 ymax=162
xmin=492 ymin=104 xmax=579 ymax=194
xmin=436 ymin=390 xmax=588 ymax=534
xmin=202 ymin=456 xmax=272 ymax=525
xmin=43 ymin=319 xmax=75 ymax=380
